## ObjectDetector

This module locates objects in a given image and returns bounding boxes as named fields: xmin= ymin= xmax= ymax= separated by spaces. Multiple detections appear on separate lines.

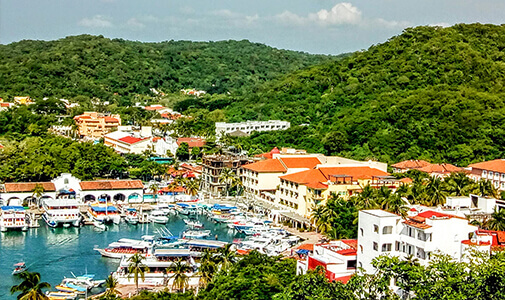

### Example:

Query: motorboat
xmin=42 ymin=198 xmax=81 ymax=228
xmin=94 ymin=238 xmax=152 ymax=259
xmin=12 ymin=262 xmax=27 ymax=275
xmin=60 ymin=274 xmax=105 ymax=291
xmin=154 ymin=203 xmax=174 ymax=215
xmin=0 ymin=206 xmax=28 ymax=232
xmin=46 ymin=291 xmax=77 ymax=300
xmin=87 ymin=203 xmax=120 ymax=224
xmin=183 ymin=218 xmax=204 ymax=228
xmin=92 ymin=221 xmax=106 ymax=231
xmin=183 ymin=229 xmax=211 ymax=239
xmin=124 ymin=208 xmax=139 ymax=225
xmin=150 ymin=210 xmax=169 ymax=224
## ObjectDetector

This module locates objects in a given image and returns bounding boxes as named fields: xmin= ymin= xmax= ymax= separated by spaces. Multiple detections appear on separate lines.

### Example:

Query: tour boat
xmin=183 ymin=218 xmax=204 ymax=228
xmin=124 ymin=208 xmax=139 ymax=225
xmin=183 ymin=229 xmax=211 ymax=239
xmin=0 ymin=206 xmax=28 ymax=232
xmin=42 ymin=198 xmax=81 ymax=228
xmin=94 ymin=238 xmax=152 ymax=259
xmin=150 ymin=210 xmax=169 ymax=224
xmin=87 ymin=203 xmax=120 ymax=224
xmin=12 ymin=262 xmax=27 ymax=275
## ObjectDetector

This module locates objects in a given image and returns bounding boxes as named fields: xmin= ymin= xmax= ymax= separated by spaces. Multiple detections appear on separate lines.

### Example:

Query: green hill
xmin=0 ymin=35 xmax=330 ymax=100
xmin=224 ymin=24 xmax=505 ymax=166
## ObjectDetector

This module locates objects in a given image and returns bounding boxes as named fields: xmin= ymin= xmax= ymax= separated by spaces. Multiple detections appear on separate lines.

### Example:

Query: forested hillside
xmin=224 ymin=24 xmax=505 ymax=166
xmin=0 ymin=35 xmax=329 ymax=100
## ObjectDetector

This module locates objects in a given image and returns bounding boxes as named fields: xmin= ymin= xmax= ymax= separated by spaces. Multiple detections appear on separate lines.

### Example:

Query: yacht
xmin=94 ymin=238 xmax=152 ymax=259
xmin=183 ymin=218 xmax=204 ymax=228
xmin=87 ymin=203 xmax=120 ymax=224
xmin=124 ymin=208 xmax=139 ymax=225
xmin=150 ymin=210 xmax=169 ymax=224
xmin=183 ymin=229 xmax=211 ymax=239
xmin=42 ymin=198 xmax=81 ymax=228
xmin=0 ymin=206 xmax=28 ymax=232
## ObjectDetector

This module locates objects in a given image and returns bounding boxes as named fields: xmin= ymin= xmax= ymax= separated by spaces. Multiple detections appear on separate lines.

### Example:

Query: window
xmin=347 ymin=260 xmax=357 ymax=269
xmin=489 ymin=171 xmax=494 ymax=178
xmin=373 ymin=242 xmax=378 ymax=251
xmin=483 ymin=170 xmax=487 ymax=176
xmin=360 ymin=245 xmax=363 ymax=253
xmin=373 ymin=225 xmax=379 ymax=233
xmin=360 ymin=228 xmax=364 ymax=236
xmin=382 ymin=243 xmax=392 ymax=252
xmin=382 ymin=226 xmax=393 ymax=234
xmin=395 ymin=241 xmax=401 ymax=251
xmin=64 ymin=178 xmax=69 ymax=184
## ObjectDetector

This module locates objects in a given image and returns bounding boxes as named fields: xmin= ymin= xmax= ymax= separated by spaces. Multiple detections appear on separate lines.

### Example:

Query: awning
xmin=280 ymin=211 xmax=311 ymax=224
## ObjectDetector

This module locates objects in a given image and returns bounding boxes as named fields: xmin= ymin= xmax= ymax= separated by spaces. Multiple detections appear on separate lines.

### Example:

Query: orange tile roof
xmin=242 ymin=159 xmax=287 ymax=173
xmin=279 ymin=157 xmax=321 ymax=169
xmin=5 ymin=182 xmax=56 ymax=192
xmin=392 ymin=160 xmax=431 ymax=169
xmin=341 ymin=239 xmax=358 ymax=249
xmin=469 ymin=159 xmax=505 ymax=174
xmin=403 ymin=219 xmax=432 ymax=229
xmin=461 ymin=240 xmax=491 ymax=246
xmin=297 ymin=243 xmax=314 ymax=251
xmin=336 ymin=248 xmax=357 ymax=256
xmin=161 ymin=186 xmax=185 ymax=193
xmin=177 ymin=137 xmax=206 ymax=148
xmin=318 ymin=166 xmax=389 ymax=180
xmin=418 ymin=163 xmax=463 ymax=174
xmin=305 ymin=182 xmax=328 ymax=189
xmin=104 ymin=117 xmax=119 ymax=123
xmin=280 ymin=169 xmax=327 ymax=185
xmin=80 ymin=180 xmax=143 ymax=190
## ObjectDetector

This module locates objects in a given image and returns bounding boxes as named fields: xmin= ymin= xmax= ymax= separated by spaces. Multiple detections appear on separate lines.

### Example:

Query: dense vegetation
xmin=221 ymin=24 xmax=505 ymax=166
xmin=0 ymin=35 xmax=329 ymax=100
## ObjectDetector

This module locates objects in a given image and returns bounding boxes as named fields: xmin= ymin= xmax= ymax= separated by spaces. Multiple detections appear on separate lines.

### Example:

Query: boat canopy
xmin=1 ymin=206 xmax=25 ymax=211
xmin=212 ymin=204 xmax=237 ymax=211
xmin=126 ymin=208 xmax=137 ymax=212
xmin=90 ymin=206 xmax=118 ymax=212
xmin=186 ymin=239 xmax=228 ymax=248
xmin=154 ymin=249 xmax=191 ymax=257
xmin=13 ymin=262 xmax=26 ymax=266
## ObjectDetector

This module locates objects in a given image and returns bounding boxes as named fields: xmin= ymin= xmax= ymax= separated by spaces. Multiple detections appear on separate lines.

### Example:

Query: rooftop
xmin=79 ymin=180 xmax=143 ymax=191
xmin=361 ymin=209 xmax=399 ymax=218
xmin=319 ymin=166 xmax=389 ymax=180
xmin=4 ymin=182 xmax=56 ymax=193
xmin=280 ymin=169 xmax=327 ymax=185
xmin=279 ymin=157 xmax=321 ymax=169
xmin=391 ymin=160 xmax=431 ymax=169
xmin=177 ymin=137 xmax=206 ymax=148
xmin=469 ymin=159 xmax=505 ymax=174
xmin=242 ymin=159 xmax=287 ymax=173
xmin=118 ymin=136 xmax=149 ymax=144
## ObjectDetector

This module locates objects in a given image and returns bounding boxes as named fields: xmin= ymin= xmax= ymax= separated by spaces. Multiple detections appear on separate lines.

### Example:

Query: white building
xmin=104 ymin=128 xmax=152 ymax=155
xmin=357 ymin=209 xmax=488 ymax=274
xmin=215 ymin=120 xmax=290 ymax=138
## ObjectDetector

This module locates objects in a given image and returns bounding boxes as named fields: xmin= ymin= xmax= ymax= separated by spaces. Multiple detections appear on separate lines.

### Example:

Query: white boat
xmin=87 ymin=203 xmax=120 ymax=224
xmin=183 ymin=229 xmax=211 ymax=239
xmin=46 ymin=291 xmax=77 ymax=300
xmin=0 ymin=206 xmax=28 ymax=232
xmin=42 ymin=198 xmax=81 ymax=228
xmin=94 ymin=238 xmax=152 ymax=259
xmin=60 ymin=274 xmax=105 ymax=292
xmin=93 ymin=221 xmax=106 ymax=231
xmin=183 ymin=218 xmax=204 ymax=228
xmin=150 ymin=210 xmax=168 ymax=224
xmin=12 ymin=262 xmax=27 ymax=275
xmin=124 ymin=208 xmax=139 ymax=225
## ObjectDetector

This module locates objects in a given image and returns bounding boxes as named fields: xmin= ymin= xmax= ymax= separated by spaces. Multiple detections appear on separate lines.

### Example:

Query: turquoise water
xmin=0 ymin=214 xmax=239 ymax=299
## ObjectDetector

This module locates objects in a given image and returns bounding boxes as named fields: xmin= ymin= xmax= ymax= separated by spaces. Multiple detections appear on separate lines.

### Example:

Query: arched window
xmin=64 ymin=178 xmax=69 ymax=184
xmin=382 ymin=226 xmax=393 ymax=234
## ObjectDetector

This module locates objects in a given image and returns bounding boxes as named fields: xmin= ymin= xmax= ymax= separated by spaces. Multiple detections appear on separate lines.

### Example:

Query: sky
xmin=1 ymin=0 xmax=504 ymax=54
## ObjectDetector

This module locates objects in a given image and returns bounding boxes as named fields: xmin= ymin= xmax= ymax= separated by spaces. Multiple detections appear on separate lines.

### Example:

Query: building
xmin=79 ymin=180 xmax=144 ymax=203
xmin=391 ymin=160 xmax=462 ymax=177
xmin=176 ymin=138 xmax=206 ymax=152
xmin=0 ymin=102 xmax=15 ymax=111
xmin=357 ymin=209 xmax=486 ymax=274
xmin=297 ymin=239 xmax=357 ymax=283
xmin=74 ymin=112 xmax=121 ymax=139
xmin=104 ymin=131 xmax=151 ymax=154
xmin=0 ymin=182 xmax=57 ymax=206
xmin=468 ymin=159 xmax=505 ymax=190
xmin=391 ymin=160 xmax=432 ymax=173
xmin=215 ymin=120 xmax=290 ymax=138
xmin=13 ymin=96 xmax=34 ymax=105
xmin=201 ymin=155 xmax=252 ymax=196
xmin=144 ymin=104 xmax=173 ymax=114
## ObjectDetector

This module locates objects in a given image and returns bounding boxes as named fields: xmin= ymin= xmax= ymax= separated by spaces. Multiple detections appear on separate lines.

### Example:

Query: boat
xmin=46 ymin=291 xmax=77 ymax=300
xmin=0 ymin=206 xmax=28 ymax=232
xmin=94 ymin=237 xmax=152 ymax=259
xmin=12 ymin=262 xmax=26 ymax=275
xmin=87 ymin=203 xmax=120 ymax=224
xmin=183 ymin=218 xmax=204 ymax=228
xmin=124 ymin=208 xmax=139 ymax=225
xmin=150 ymin=210 xmax=169 ymax=224
xmin=41 ymin=198 xmax=81 ymax=228
xmin=59 ymin=274 xmax=105 ymax=293
xmin=91 ymin=220 xmax=105 ymax=230
xmin=55 ymin=285 xmax=82 ymax=294
xmin=183 ymin=229 xmax=211 ymax=239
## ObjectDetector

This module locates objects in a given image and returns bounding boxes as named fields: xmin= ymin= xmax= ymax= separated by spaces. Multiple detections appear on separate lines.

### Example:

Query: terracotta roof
xmin=341 ymin=239 xmax=358 ymax=249
xmin=242 ymin=159 xmax=287 ymax=173
xmin=336 ymin=249 xmax=357 ymax=256
xmin=145 ymin=105 xmax=165 ymax=111
xmin=297 ymin=243 xmax=314 ymax=251
xmin=118 ymin=136 xmax=148 ymax=144
xmin=79 ymin=180 xmax=143 ymax=190
xmin=177 ymin=137 xmax=206 ymax=148
xmin=280 ymin=169 xmax=327 ymax=185
xmin=280 ymin=157 xmax=321 ymax=169
xmin=161 ymin=186 xmax=185 ymax=193
xmin=305 ymin=182 xmax=328 ymax=189
xmin=403 ymin=219 xmax=432 ymax=229
xmin=318 ymin=166 xmax=389 ymax=180
xmin=461 ymin=240 xmax=491 ymax=246
xmin=104 ymin=117 xmax=119 ymax=123
xmin=391 ymin=160 xmax=431 ymax=170
xmin=417 ymin=210 xmax=464 ymax=220
xmin=418 ymin=163 xmax=463 ymax=174
xmin=469 ymin=159 xmax=505 ymax=174
xmin=4 ymin=182 xmax=56 ymax=192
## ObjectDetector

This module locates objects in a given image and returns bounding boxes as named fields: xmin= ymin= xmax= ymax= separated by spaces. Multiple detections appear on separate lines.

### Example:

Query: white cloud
xmin=210 ymin=9 xmax=241 ymax=18
xmin=78 ymin=15 xmax=113 ymax=28
xmin=374 ymin=18 xmax=412 ymax=29
xmin=310 ymin=2 xmax=362 ymax=25
xmin=275 ymin=11 xmax=307 ymax=26
xmin=126 ymin=18 xmax=145 ymax=30
xmin=430 ymin=22 xmax=451 ymax=28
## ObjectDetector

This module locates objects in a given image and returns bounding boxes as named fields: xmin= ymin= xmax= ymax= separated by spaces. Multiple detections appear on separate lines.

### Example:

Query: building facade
xmin=468 ymin=159 xmax=505 ymax=190
xmin=215 ymin=120 xmax=290 ymax=137
xmin=201 ymin=155 xmax=251 ymax=196
xmin=74 ymin=112 xmax=121 ymax=139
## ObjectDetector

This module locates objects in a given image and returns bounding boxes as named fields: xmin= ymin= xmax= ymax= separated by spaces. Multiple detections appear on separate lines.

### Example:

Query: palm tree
xmin=103 ymin=275 xmax=121 ymax=298
xmin=31 ymin=184 xmax=45 ymax=207
xmin=166 ymin=258 xmax=193 ymax=292
xmin=149 ymin=182 xmax=160 ymax=202
xmin=425 ymin=177 xmax=448 ymax=206
xmin=354 ymin=184 xmax=378 ymax=210
xmin=184 ymin=179 xmax=200 ymax=197
xmin=475 ymin=179 xmax=498 ymax=198
xmin=447 ymin=172 xmax=473 ymax=196
xmin=407 ymin=181 xmax=427 ymax=205
xmin=216 ymin=243 xmax=236 ymax=272
xmin=11 ymin=271 xmax=51 ymax=300
xmin=127 ymin=253 xmax=148 ymax=294
xmin=487 ymin=209 xmax=505 ymax=231
xmin=197 ymin=249 xmax=218 ymax=287
xmin=382 ymin=194 xmax=408 ymax=217
xmin=219 ymin=168 xmax=236 ymax=197
xmin=231 ymin=176 xmax=244 ymax=196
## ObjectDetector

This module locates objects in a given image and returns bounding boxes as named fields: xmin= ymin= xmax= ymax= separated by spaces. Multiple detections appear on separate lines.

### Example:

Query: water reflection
xmin=0 ymin=231 xmax=26 ymax=248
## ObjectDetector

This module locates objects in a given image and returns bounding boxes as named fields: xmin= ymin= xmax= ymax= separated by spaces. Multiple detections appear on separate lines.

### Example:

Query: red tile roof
xmin=319 ymin=166 xmax=389 ymax=180
xmin=280 ymin=157 xmax=321 ymax=169
xmin=403 ymin=219 xmax=432 ymax=229
xmin=305 ymin=182 xmax=328 ymax=189
xmin=177 ymin=137 xmax=206 ymax=148
xmin=242 ymin=159 xmax=287 ymax=173
xmin=4 ymin=182 xmax=56 ymax=192
xmin=418 ymin=163 xmax=463 ymax=174
xmin=341 ymin=239 xmax=358 ymax=249
xmin=400 ymin=178 xmax=413 ymax=184
xmin=336 ymin=248 xmax=357 ymax=256
xmin=145 ymin=105 xmax=165 ymax=111
xmin=161 ymin=186 xmax=185 ymax=193
xmin=416 ymin=210 xmax=464 ymax=220
xmin=280 ymin=169 xmax=327 ymax=185
xmin=297 ymin=243 xmax=314 ymax=251
xmin=392 ymin=160 xmax=431 ymax=170
xmin=469 ymin=159 xmax=505 ymax=174
xmin=104 ymin=117 xmax=119 ymax=123
xmin=461 ymin=240 xmax=491 ymax=246
xmin=79 ymin=180 xmax=143 ymax=190
xmin=118 ymin=136 xmax=148 ymax=144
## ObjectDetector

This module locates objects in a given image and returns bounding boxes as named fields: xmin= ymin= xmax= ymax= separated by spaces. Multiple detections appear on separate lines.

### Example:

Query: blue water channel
xmin=0 ymin=214 xmax=240 ymax=299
